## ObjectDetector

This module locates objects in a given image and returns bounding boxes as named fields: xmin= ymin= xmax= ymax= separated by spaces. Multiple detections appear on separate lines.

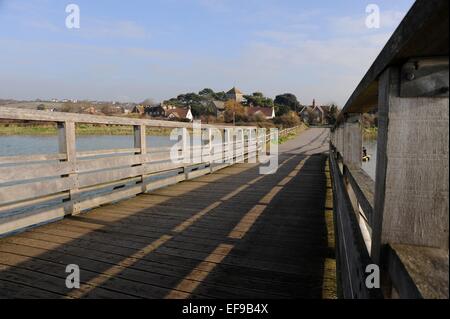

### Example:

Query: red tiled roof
xmin=166 ymin=107 xmax=189 ymax=118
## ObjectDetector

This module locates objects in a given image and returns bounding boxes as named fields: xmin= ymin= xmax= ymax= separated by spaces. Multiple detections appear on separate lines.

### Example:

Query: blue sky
xmin=0 ymin=0 xmax=415 ymax=105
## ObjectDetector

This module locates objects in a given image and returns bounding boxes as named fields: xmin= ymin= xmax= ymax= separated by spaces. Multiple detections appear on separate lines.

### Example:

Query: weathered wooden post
xmin=372 ymin=63 xmax=449 ymax=263
xmin=237 ymin=128 xmax=245 ymax=163
xmin=342 ymin=115 xmax=363 ymax=217
xmin=343 ymin=115 xmax=362 ymax=169
xmin=58 ymin=121 xmax=78 ymax=215
xmin=181 ymin=127 xmax=189 ymax=178
xmin=133 ymin=125 xmax=146 ymax=192
xmin=207 ymin=127 xmax=213 ymax=172
xmin=224 ymin=128 xmax=232 ymax=164
xmin=248 ymin=128 xmax=257 ymax=163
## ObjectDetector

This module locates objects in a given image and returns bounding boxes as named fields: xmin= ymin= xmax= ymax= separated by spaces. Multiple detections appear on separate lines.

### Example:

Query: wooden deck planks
xmin=0 ymin=128 xmax=336 ymax=299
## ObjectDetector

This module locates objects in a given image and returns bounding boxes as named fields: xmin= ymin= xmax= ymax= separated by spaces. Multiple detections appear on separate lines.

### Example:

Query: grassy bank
xmin=278 ymin=123 xmax=308 ymax=144
xmin=0 ymin=124 xmax=172 ymax=136
xmin=363 ymin=127 xmax=378 ymax=140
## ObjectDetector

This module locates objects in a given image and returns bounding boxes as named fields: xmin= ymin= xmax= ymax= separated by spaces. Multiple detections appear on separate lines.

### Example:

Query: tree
xmin=274 ymin=93 xmax=300 ymax=112
xmin=243 ymin=92 xmax=274 ymax=107
xmin=224 ymin=100 xmax=246 ymax=123
xmin=273 ymin=111 xmax=301 ymax=128
xmin=275 ymin=104 xmax=291 ymax=117
xmin=326 ymin=104 xmax=339 ymax=125
xmin=198 ymin=88 xmax=214 ymax=97
xmin=214 ymin=91 xmax=228 ymax=101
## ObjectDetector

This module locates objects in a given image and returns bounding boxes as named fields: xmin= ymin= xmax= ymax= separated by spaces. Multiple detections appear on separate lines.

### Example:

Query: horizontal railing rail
xmin=0 ymin=106 xmax=255 ymax=130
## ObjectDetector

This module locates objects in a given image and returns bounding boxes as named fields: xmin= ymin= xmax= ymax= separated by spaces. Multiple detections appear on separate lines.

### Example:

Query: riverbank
xmin=363 ymin=127 xmax=378 ymax=140
xmin=0 ymin=123 xmax=308 ymax=138
xmin=0 ymin=124 xmax=172 ymax=136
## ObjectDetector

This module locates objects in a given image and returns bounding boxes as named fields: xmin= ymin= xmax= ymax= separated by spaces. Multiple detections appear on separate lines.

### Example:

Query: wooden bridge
xmin=0 ymin=111 xmax=335 ymax=298
xmin=0 ymin=0 xmax=448 ymax=299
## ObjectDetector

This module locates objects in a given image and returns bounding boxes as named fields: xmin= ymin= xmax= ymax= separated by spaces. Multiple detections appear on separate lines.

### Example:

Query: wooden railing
xmin=330 ymin=0 xmax=449 ymax=299
xmin=0 ymin=107 xmax=283 ymax=237
xmin=329 ymin=146 xmax=382 ymax=299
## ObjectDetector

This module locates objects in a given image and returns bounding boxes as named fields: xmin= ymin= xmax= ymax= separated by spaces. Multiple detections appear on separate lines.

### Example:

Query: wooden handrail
xmin=329 ymin=148 xmax=382 ymax=299
xmin=0 ymin=106 xmax=256 ymax=130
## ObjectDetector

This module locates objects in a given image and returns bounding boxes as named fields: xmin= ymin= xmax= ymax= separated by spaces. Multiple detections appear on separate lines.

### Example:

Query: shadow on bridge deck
xmin=0 ymin=128 xmax=336 ymax=299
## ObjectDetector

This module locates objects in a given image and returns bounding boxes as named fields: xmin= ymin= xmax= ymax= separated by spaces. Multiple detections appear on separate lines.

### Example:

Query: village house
xmin=299 ymin=99 xmax=331 ymax=124
xmin=247 ymin=107 xmax=276 ymax=120
xmin=131 ymin=105 xmax=146 ymax=115
xmin=166 ymin=107 xmax=193 ymax=122
xmin=145 ymin=104 xmax=166 ymax=117
xmin=207 ymin=100 xmax=226 ymax=116
xmin=146 ymin=103 xmax=177 ymax=117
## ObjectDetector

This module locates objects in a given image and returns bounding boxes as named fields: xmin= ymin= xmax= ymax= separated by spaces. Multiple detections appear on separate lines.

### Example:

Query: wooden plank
xmin=329 ymin=149 xmax=382 ymax=299
xmin=77 ymin=148 xmax=139 ymax=158
xmin=76 ymin=154 xmax=151 ymax=172
xmin=77 ymin=166 xmax=146 ymax=189
xmin=74 ymin=184 xmax=144 ymax=212
xmin=134 ymin=125 xmax=146 ymax=192
xmin=14 ymin=230 xmax=303 ymax=297
xmin=372 ymin=66 xmax=449 ymax=262
xmin=0 ymin=204 xmax=68 ymax=236
xmin=345 ymin=167 xmax=374 ymax=225
xmin=0 ymin=192 xmax=69 ymax=214
xmin=0 ymin=177 xmax=75 ymax=205
xmin=77 ymin=176 xmax=141 ymax=194
xmin=77 ymin=160 xmax=195 ymax=189
xmin=386 ymin=244 xmax=448 ymax=299
xmin=0 ymin=162 xmax=74 ymax=183
xmin=58 ymin=121 xmax=78 ymax=215
xmin=342 ymin=116 xmax=362 ymax=169
xmin=144 ymin=175 xmax=186 ymax=192
xmin=0 ymin=153 xmax=66 ymax=165
xmin=371 ymin=67 xmax=396 ymax=263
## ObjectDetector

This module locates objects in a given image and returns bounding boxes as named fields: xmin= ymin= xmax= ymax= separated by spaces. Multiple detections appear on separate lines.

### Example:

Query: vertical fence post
xmin=342 ymin=114 xmax=363 ymax=218
xmin=224 ymin=128 xmax=232 ymax=164
xmin=58 ymin=121 xmax=78 ymax=215
xmin=181 ymin=127 xmax=189 ymax=178
xmin=207 ymin=127 xmax=213 ymax=172
xmin=237 ymin=128 xmax=244 ymax=163
xmin=247 ymin=128 xmax=256 ymax=163
xmin=133 ymin=125 xmax=146 ymax=192
xmin=372 ymin=65 xmax=449 ymax=264
xmin=343 ymin=115 xmax=362 ymax=170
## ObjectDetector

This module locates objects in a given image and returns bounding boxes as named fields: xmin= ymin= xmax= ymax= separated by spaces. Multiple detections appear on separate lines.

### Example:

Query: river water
xmin=0 ymin=135 xmax=174 ymax=156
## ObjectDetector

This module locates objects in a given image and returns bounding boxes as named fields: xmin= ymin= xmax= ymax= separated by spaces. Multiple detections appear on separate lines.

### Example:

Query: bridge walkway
xmin=0 ymin=128 xmax=336 ymax=299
